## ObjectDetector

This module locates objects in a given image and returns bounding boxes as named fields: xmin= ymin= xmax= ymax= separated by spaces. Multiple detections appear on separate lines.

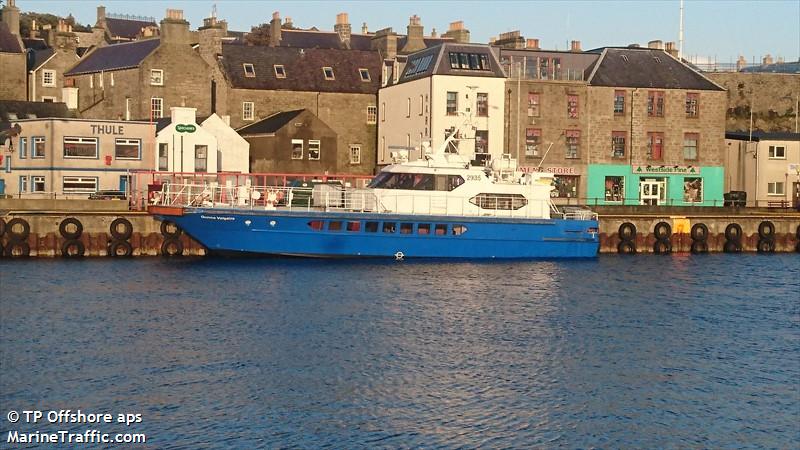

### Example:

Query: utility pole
xmin=678 ymin=0 xmax=684 ymax=60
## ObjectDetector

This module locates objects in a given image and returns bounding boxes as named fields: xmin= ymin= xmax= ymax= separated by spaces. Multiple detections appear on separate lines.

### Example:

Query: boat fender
xmin=690 ymin=223 xmax=708 ymax=242
xmin=161 ymin=237 xmax=183 ymax=257
xmin=160 ymin=220 xmax=182 ymax=237
xmin=5 ymin=240 xmax=30 ymax=257
xmin=110 ymin=218 xmax=133 ymax=240
xmin=723 ymin=240 xmax=742 ymax=253
xmin=756 ymin=239 xmax=775 ymax=253
xmin=59 ymin=217 xmax=83 ymax=240
xmin=394 ymin=251 xmax=405 ymax=261
xmin=265 ymin=189 xmax=284 ymax=207
xmin=653 ymin=239 xmax=672 ymax=254
xmin=724 ymin=223 xmax=742 ymax=242
xmin=757 ymin=221 xmax=775 ymax=240
xmin=690 ymin=241 xmax=708 ymax=254
xmin=108 ymin=239 xmax=133 ymax=257
xmin=654 ymin=221 xmax=672 ymax=240
xmin=61 ymin=239 xmax=85 ymax=258
xmin=6 ymin=218 xmax=30 ymax=242
xmin=618 ymin=222 xmax=637 ymax=241
xmin=617 ymin=241 xmax=636 ymax=254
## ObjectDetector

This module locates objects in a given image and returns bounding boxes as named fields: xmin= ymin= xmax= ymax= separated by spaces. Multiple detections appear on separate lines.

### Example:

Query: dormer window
xmin=243 ymin=63 xmax=256 ymax=78
xmin=359 ymin=68 xmax=370 ymax=81
xmin=274 ymin=65 xmax=286 ymax=78
xmin=323 ymin=67 xmax=335 ymax=80
xmin=150 ymin=69 xmax=163 ymax=86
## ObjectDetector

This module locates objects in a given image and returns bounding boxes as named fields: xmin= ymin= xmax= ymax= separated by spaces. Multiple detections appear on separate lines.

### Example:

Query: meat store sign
xmin=520 ymin=166 xmax=579 ymax=175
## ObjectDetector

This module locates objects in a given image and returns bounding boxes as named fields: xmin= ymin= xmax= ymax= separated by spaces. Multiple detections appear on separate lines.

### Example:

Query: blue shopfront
xmin=587 ymin=164 xmax=724 ymax=206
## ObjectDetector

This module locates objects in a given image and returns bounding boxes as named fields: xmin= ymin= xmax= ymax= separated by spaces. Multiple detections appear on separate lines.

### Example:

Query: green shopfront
xmin=587 ymin=164 xmax=724 ymax=206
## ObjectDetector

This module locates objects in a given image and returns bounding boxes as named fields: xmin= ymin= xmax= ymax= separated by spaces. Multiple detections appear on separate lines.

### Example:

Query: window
xmin=194 ymin=145 xmax=208 ymax=172
xmin=359 ymin=68 xmax=370 ymax=81
xmin=647 ymin=91 xmax=665 ymax=117
xmin=406 ymin=97 xmax=411 ymax=117
xmin=158 ymin=143 xmax=168 ymax=171
xmin=308 ymin=220 xmax=324 ymax=231
xmin=614 ymin=90 xmax=625 ymax=115
xmin=647 ymin=132 xmax=664 ymax=160
xmin=527 ymin=93 xmax=540 ymax=117
xmin=110 ymin=72 xmax=114 ymax=87
xmin=115 ymin=138 xmax=141 ymax=159
xmin=151 ymin=97 xmax=163 ymax=119
xmin=4 ymin=156 xmax=8 ymax=173
xmin=19 ymin=176 xmax=27 ymax=193
xmin=449 ymin=52 xmax=459 ymax=69
xmin=683 ymin=133 xmax=699 ymax=160
xmin=552 ymin=175 xmax=579 ymax=198
xmin=63 ymin=176 xmax=97 ymax=193
xmin=243 ymin=101 xmax=254 ymax=121
xmin=565 ymin=130 xmax=580 ymax=159
xmin=417 ymin=223 xmax=430 ymax=235
xmin=767 ymin=181 xmax=783 ymax=195
xmin=32 ymin=176 xmax=46 ymax=192
xmin=32 ymin=136 xmax=45 ymax=158
xmin=350 ymin=145 xmax=361 ymax=164
xmin=328 ymin=221 xmax=342 ymax=231
xmin=308 ymin=140 xmax=320 ymax=160
xmin=382 ymin=222 xmax=396 ymax=233
xmin=604 ymin=176 xmax=624 ymax=202
xmin=451 ymin=225 xmax=467 ymax=235
xmin=405 ymin=54 xmax=434 ymax=77
xmin=274 ymin=65 xmax=286 ymax=78
xmin=540 ymin=57 xmax=550 ymax=79
xmin=525 ymin=128 xmax=541 ymax=157
xmin=469 ymin=193 xmax=528 ymax=210
xmin=446 ymin=91 xmax=458 ymax=115
xmin=365 ymin=221 xmax=379 ymax=232
xmin=400 ymin=223 xmax=413 ymax=234
xmin=767 ymin=182 xmax=784 ymax=195
xmin=243 ymin=63 xmax=255 ymax=77
xmin=41 ymin=96 xmax=56 ymax=103
xmin=322 ymin=67 xmax=335 ymax=80
xmin=291 ymin=139 xmax=303 ymax=159
xmin=42 ymin=70 xmax=56 ymax=87
xmin=686 ymin=93 xmax=699 ymax=117
xmin=367 ymin=105 xmax=377 ymax=124
xmin=89 ymin=73 xmax=93 ymax=89
xmin=612 ymin=131 xmax=626 ymax=158
xmin=768 ymin=145 xmax=786 ymax=159
xmin=477 ymin=92 xmax=488 ymax=117
xmin=567 ymin=94 xmax=579 ymax=118
xmin=435 ymin=224 xmax=448 ymax=235
xmin=63 ymin=137 xmax=98 ymax=158
xmin=419 ymin=95 xmax=424 ymax=116
xmin=683 ymin=177 xmax=702 ymax=203
xmin=346 ymin=221 xmax=361 ymax=232
xmin=150 ymin=69 xmax=163 ymax=86
xmin=475 ymin=130 xmax=488 ymax=154
xmin=448 ymin=52 xmax=491 ymax=71
xmin=18 ymin=137 xmax=27 ymax=159
xmin=381 ymin=103 xmax=385 ymax=122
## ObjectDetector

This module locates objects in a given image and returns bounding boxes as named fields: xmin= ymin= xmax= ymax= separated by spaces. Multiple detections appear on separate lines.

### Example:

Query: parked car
xmin=89 ymin=190 xmax=127 ymax=200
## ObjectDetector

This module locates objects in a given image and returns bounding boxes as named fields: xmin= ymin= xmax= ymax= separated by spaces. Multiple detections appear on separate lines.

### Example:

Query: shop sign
xmin=176 ymin=124 xmax=196 ymax=133
xmin=633 ymin=165 xmax=700 ymax=175
xmin=520 ymin=166 xmax=579 ymax=175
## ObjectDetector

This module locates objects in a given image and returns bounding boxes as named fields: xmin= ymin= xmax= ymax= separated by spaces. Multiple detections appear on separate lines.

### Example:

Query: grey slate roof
xmin=27 ymin=47 xmax=55 ymax=71
xmin=279 ymin=29 xmax=373 ymax=51
xmin=237 ymin=110 xmax=304 ymax=135
xmin=396 ymin=43 xmax=506 ymax=84
xmin=725 ymin=131 xmax=800 ymax=141
xmin=0 ymin=22 xmax=22 ymax=53
xmin=65 ymin=38 xmax=160 ymax=75
xmin=105 ymin=17 xmax=158 ymax=40
xmin=740 ymin=61 xmax=800 ymax=74
xmin=23 ymin=37 xmax=48 ymax=50
xmin=587 ymin=47 xmax=724 ymax=91
xmin=0 ymin=100 xmax=73 ymax=132
xmin=220 ymin=44 xmax=382 ymax=93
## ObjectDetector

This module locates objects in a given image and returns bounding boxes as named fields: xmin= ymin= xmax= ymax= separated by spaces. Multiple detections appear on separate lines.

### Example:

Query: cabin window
xmin=417 ymin=224 xmax=431 ymax=235
xmin=346 ymin=221 xmax=361 ymax=232
xmin=469 ymin=193 xmax=528 ymax=210
xmin=435 ymin=224 xmax=448 ymax=235
xmin=452 ymin=225 xmax=467 ymax=235
xmin=365 ymin=221 xmax=379 ymax=232
xmin=328 ymin=221 xmax=343 ymax=231
xmin=382 ymin=222 xmax=396 ymax=233
xmin=400 ymin=223 xmax=413 ymax=234
xmin=308 ymin=220 xmax=324 ymax=231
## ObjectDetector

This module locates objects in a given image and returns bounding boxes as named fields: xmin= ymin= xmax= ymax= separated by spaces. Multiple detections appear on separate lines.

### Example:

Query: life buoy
xmin=757 ymin=221 xmax=775 ymax=240
xmin=618 ymin=222 xmax=637 ymax=241
xmin=160 ymin=220 xmax=182 ymax=237
xmin=59 ymin=217 xmax=83 ymax=240
xmin=4 ymin=241 xmax=30 ymax=257
xmin=265 ymin=189 xmax=284 ymax=207
xmin=756 ymin=239 xmax=775 ymax=253
xmin=161 ymin=237 xmax=183 ymax=256
xmin=617 ymin=240 xmax=636 ymax=254
xmin=723 ymin=240 xmax=742 ymax=253
xmin=690 ymin=241 xmax=708 ymax=254
xmin=724 ymin=223 xmax=742 ymax=241
xmin=690 ymin=223 xmax=708 ymax=242
xmin=61 ymin=239 xmax=85 ymax=258
xmin=108 ymin=239 xmax=133 ymax=257
xmin=0 ymin=217 xmax=5 ymax=237
xmin=653 ymin=239 xmax=672 ymax=254
xmin=6 ymin=218 xmax=30 ymax=242
xmin=394 ymin=251 xmax=405 ymax=260
xmin=110 ymin=218 xmax=133 ymax=240
xmin=654 ymin=221 xmax=672 ymax=240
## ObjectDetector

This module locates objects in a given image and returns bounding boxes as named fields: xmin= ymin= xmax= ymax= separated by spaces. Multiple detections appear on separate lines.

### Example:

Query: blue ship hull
xmin=160 ymin=207 xmax=599 ymax=259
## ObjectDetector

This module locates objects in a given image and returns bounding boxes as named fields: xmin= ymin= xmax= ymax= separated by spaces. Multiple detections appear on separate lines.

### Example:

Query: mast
xmin=678 ymin=0 xmax=684 ymax=60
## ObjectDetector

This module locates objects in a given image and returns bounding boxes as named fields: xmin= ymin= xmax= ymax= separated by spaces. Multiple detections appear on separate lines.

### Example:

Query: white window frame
xmin=349 ymin=145 xmax=361 ymax=165
xmin=767 ymin=181 xmax=785 ymax=196
xmin=243 ymin=63 xmax=256 ymax=78
xmin=322 ymin=67 xmax=335 ymax=80
xmin=32 ymin=175 xmax=46 ymax=192
xmin=89 ymin=74 xmax=94 ymax=89
xmin=41 ymin=96 xmax=57 ymax=102
xmin=63 ymin=136 xmax=99 ymax=159
xmin=115 ymin=138 xmax=142 ymax=160
xmin=768 ymin=145 xmax=786 ymax=159
xmin=151 ymin=97 xmax=163 ymax=119
xmin=291 ymin=139 xmax=303 ymax=160
xmin=308 ymin=140 xmax=321 ymax=160
xmin=406 ymin=98 xmax=411 ymax=118
xmin=367 ymin=106 xmax=377 ymax=124
xmin=62 ymin=176 xmax=98 ymax=194
xmin=243 ymin=101 xmax=254 ymax=121
xmin=18 ymin=137 xmax=27 ymax=159
xmin=19 ymin=175 xmax=28 ymax=193
xmin=150 ymin=69 xmax=164 ymax=86
xmin=359 ymin=68 xmax=370 ymax=81
xmin=42 ymin=69 xmax=56 ymax=87
xmin=110 ymin=72 xmax=114 ymax=87
xmin=274 ymin=65 xmax=286 ymax=78
xmin=32 ymin=136 xmax=45 ymax=158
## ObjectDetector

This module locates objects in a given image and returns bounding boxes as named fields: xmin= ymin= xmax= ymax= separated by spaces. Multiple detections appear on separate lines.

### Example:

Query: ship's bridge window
xmin=418 ymin=223 xmax=430 ymax=235
xmin=452 ymin=225 xmax=467 ymax=235
xmin=435 ymin=224 xmax=448 ymax=235
xmin=368 ymin=172 xmax=437 ymax=190
xmin=328 ymin=221 xmax=343 ymax=231
xmin=382 ymin=222 xmax=396 ymax=233
xmin=400 ymin=223 xmax=413 ymax=234
xmin=434 ymin=175 xmax=466 ymax=191
xmin=365 ymin=221 xmax=379 ymax=232
xmin=308 ymin=220 xmax=324 ymax=231
xmin=469 ymin=193 xmax=528 ymax=210
xmin=346 ymin=221 xmax=361 ymax=232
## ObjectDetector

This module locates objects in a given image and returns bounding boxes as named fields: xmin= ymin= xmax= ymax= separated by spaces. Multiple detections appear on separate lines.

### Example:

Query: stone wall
xmin=0 ymin=52 xmax=27 ymax=101
xmin=707 ymin=72 xmax=800 ymax=132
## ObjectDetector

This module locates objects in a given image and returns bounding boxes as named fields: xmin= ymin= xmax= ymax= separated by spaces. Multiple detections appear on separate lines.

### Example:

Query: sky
xmin=18 ymin=0 xmax=800 ymax=64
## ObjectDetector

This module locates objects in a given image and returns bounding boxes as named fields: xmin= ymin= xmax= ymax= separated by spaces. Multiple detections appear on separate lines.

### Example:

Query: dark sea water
xmin=1 ymin=254 xmax=799 ymax=449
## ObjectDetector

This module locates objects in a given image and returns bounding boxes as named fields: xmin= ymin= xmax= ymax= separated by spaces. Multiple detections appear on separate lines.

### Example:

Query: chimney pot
xmin=570 ymin=40 xmax=581 ymax=52
xmin=362 ymin=22 xmax=368 ymax=34
xmin=526 ymin=38 xmax=539 ymax=49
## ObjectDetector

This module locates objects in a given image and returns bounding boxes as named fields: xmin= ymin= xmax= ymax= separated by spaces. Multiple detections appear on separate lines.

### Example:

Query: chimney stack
xmin=285 ymin=17 xmax=293 ymax=28
xmin=371 ymin=27 xmax=397 ymax=59
xmin=762 ymin=54 xmax=773 ymax=65
xmin=570 ymin=40 xmax=581 ymax=52
xmin=647 ymin=40 xmax=664 ymax=50
xmin=2 ymin=0 xmax=21 ymax=36
xmin=96 ymin=5 xmax=106 ymax=28
xmin=526 ymin=38 xmax=540 ymax=49
xmin=442 ymin=20 xmax=470 ymax=44
xmin=401 ymin=15 xmax=425 ymax=53
xmin=334 ymin=12 xmax=351 ymax=49
xmin=160 ymin=9 xmax=191 ymax=45
xmin=664 ymin=41 xmax=678 ymax=58
xmin=270 ymin=11 xmax=281 ymax=47
xmin=430 ymin=28 xmax=437 ymax=38
xmin=362 ymin=22 xmax=368 ymax=34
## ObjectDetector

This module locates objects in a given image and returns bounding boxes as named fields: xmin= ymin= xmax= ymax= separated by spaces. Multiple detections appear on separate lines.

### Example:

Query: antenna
xmin=678 ymin=0 xmax=684 ymax=60
xmin=212 ymin=4 xmax=217 ymax=19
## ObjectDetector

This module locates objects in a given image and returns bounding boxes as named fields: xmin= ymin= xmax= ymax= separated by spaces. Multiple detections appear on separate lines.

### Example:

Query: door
xmin=119 ymin=175 xmax=131 ymax=194
xmin=793 ymin=181 xmax=800 ymax=209
xmin=640 ymin=178 xmax=666 ymax=205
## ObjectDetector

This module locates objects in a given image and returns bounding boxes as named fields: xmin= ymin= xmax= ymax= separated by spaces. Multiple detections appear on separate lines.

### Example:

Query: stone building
xmin=0 ymin=0 xmax=26 ymax=101
xmin=25 ymin=21 xmax=80 ymax=104
xmin=94 ymin=5 xmax=159 ymax=43
xmin=724 ymin=131 xmax=800 ymax=208
xmin=64 ymin=9 xmax=212 ymax=121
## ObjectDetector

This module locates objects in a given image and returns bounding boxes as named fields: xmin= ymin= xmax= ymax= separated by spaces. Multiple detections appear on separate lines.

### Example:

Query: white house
xmin=377 ymin=43 xmax=507 ymax=166
xmin=200 ymin=114 xmax=249 ymax=173
xmin=724 ymin=131 xmax=800 ymax=207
